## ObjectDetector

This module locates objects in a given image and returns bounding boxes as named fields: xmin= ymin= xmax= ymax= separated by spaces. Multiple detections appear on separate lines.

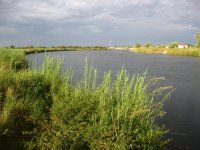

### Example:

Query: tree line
xmin=135 ymin=32 xmax=200 ymax=48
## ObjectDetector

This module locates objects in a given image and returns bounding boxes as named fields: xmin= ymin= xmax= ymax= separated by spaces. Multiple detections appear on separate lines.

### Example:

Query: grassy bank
xmin=0 ymin=48 xmax=172 ymax=149
xmin=0 ymin=48 xmax=28 ymax=70
xmin=2 ymin=46 xmax=200 ymax=57
xmin=0 ymin=46 xmax=109 ymax=55
xmin=130 ymin=47 xmax=200 ymax=57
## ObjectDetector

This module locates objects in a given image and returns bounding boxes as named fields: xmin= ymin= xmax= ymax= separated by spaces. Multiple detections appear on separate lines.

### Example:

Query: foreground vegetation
xmin=0 ymin=48 xmax=172 ymax=149
xmin=130 ymin=47 xmax=200 ymax=57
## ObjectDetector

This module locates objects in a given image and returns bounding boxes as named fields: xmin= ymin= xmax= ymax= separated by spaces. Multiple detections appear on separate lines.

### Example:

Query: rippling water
xmin=27 ymin=50 xmax=200 ymax=149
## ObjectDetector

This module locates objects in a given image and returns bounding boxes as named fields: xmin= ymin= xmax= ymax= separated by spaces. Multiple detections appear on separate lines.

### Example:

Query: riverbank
xmin=24 ymin=46 xmax=109 ymax=54
xmin=0 ymin=48 xmax=172 ymax=149
xmin=130 ymin=47 xmax=200 ymax=57
xmin=0 ymin=46 xmax=109 ymax=55
xmin=2 ymin=46 xmax=200 ymax=57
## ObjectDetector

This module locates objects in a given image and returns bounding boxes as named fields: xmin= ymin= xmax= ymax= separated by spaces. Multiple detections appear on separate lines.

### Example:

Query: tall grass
xmin=0 ymin=49 xmax=172 ymax=149
xmin=166 ymin=48 xmax=200 ymax=57
xmin=0 ymin=48 xmax=28 ymax=70
xmin=131 ymin=47 xmax=200 ymax=57
xmin=0 ymin=46 xmax=109 ymax=55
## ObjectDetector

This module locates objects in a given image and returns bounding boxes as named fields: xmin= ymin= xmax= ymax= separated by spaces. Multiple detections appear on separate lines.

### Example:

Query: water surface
xmin=27 ymin=50 xmax=200 ymax=149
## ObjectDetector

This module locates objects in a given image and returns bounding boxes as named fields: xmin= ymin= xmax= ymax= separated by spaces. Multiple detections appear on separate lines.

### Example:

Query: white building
xmin=178 ymin=44 xmax=190 ymax=49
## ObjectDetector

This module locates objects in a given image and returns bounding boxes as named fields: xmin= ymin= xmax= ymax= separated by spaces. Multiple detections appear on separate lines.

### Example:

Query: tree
xmin=135 ymin=43 xmax=141 ymax=48
xmin=25 ymin=45 xmax=34 ymax=49
xmin=156 ymin=44 xmax=165 ymax=48
xmin=196 ymin=32 xmax=200 ymax=48
xmin=169 ymin=41 xmax=178 ymax=48
xmin=10 ymin=45 xmax=15 ymax=48
xmin=144 ymin=42 xmax=153 ymax=48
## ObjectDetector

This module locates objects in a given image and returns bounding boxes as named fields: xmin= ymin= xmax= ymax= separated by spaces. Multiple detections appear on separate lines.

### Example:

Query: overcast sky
xmin=0 ymin=0 xmax=200 ymax=46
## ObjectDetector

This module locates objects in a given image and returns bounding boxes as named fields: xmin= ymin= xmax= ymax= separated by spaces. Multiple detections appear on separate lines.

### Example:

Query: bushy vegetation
xmin=144 ymin=42 xmax=153 ymax=48
xmin=0 ymin=48 xmax=172 ymax=149
xmin=135 ymin=43 xmax=141 ymax=48
xmin=168 ymin=42 xmax=178 ymax=48
xmin=196 ymin=32 xmax=200 ymax=48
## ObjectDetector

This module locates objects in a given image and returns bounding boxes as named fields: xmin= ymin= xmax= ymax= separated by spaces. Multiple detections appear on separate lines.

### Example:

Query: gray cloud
xmin=0 ymin=0 xmax=199 ymax=46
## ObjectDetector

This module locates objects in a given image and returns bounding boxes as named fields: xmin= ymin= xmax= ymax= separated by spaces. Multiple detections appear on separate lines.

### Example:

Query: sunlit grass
xmin=0 ymin=48 xmax=28 ymax=70
xmin=0 ymin=46 xmax=109 ymax=55
xmin=0 ymin=48 xmax=172 ymax=149
xmin=131 ymin=47 xmax=200 ymax=57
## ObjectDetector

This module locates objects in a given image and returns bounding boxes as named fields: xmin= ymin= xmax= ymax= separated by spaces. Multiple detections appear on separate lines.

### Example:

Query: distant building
xmin=178 ymin=44 xmax=190 ymax=49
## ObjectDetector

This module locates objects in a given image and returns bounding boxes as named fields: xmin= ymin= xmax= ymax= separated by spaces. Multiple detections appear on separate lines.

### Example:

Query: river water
xmin=27 ymin=50 xmax=200 ymax=149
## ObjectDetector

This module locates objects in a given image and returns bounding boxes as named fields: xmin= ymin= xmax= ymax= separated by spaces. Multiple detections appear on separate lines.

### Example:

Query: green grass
xmin=2 ymin=46 xmax=200 ymax=57
xmin=0 ymin=46 xmax=109 ymax=55
xmin=166 ymin=48 xmax=200 ymax=57
xmin=131 ymin=47 xmax=200 ymax=57
xmin=0 ymin=48 xmax=28 ymax=70
xmin=0 ymin=48 xmax=172 ymax=149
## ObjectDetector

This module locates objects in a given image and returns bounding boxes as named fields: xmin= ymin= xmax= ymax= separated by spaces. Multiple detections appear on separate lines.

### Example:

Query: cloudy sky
xmin=0 ymin=0 xmax=200 ymax=46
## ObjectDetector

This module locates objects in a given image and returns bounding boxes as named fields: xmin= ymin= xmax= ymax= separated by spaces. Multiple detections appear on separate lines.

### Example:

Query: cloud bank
xmin=0 ymin=0 xmax=199 ymax=46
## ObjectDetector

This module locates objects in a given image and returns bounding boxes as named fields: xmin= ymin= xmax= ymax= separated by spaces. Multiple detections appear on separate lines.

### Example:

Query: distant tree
xmin=10 ymin=45 xmax=15 ymax=48
xmin=169 ymin=42 xmax=178 ymax=48
xmin=196 ymin=32 xmax=200 ymax=48
xmin=37 ymin=46 xmax=46 ymax=49
xmin=144 ymin=42 xmax=153 ymax=48
xmin=190 ymin=44 xmax=195 ymax=48
xmin=156 ymin=44 xmax=165 ymax=48
xmin=135 ymin=43 xmax=141 ymax=48
xmin=57 ymin=45 xmax=66 ymax=49
xmin=27 ymin=45 xmax=34 ymax=49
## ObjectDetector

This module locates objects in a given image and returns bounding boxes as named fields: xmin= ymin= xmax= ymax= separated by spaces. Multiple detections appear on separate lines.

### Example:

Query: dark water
xmin=27 ymin=50 xmax=200 ymax=150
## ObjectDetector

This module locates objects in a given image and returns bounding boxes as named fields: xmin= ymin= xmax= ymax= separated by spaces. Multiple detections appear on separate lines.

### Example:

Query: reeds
xmin=0 ymin=48 xmax=28 ymax=70
xmin=0 ymin=49 xmax=172 ymax=149
xmin=0 ymin=46 xmax=108 ymax=55
xmin=132 ymin=47 xmax=200 ymax=57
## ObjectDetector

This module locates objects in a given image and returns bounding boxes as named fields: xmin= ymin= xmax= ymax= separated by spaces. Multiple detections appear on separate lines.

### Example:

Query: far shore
xmin=1 ymin=46 xmax=200 ymax=57
xmin=129 ymin=47 xmax=200 ymax=57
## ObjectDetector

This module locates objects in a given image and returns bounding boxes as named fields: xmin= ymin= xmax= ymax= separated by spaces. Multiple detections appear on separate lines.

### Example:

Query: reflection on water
xmin=28 ymin=50 xmax=200 ymax=149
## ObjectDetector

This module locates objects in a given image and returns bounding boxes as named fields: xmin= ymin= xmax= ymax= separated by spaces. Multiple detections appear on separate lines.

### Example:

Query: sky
xmin=0 ymin=0 xmax=200 ymax=46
